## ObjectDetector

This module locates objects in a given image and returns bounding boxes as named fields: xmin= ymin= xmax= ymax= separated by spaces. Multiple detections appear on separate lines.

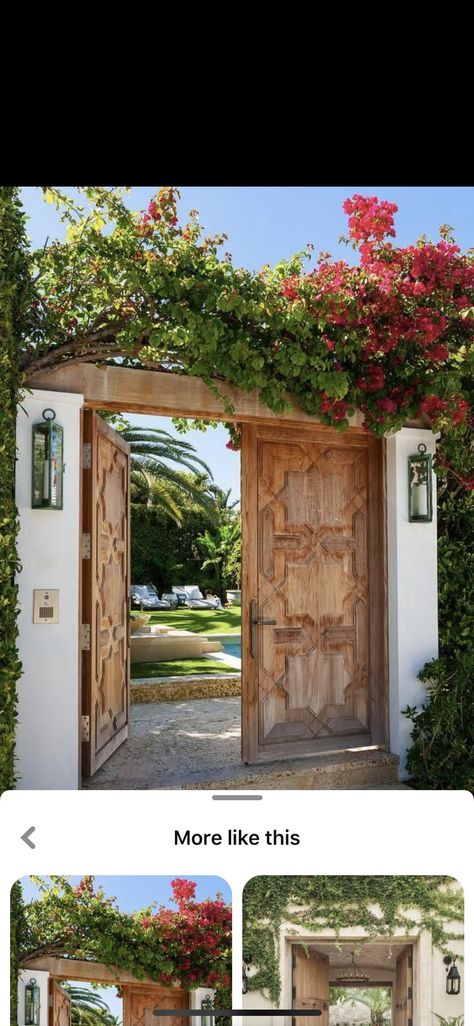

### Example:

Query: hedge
xmin=0 ymin=188 xmax=31 ymax=793
xmin=131 ymin=503 xmax=219 ymax=593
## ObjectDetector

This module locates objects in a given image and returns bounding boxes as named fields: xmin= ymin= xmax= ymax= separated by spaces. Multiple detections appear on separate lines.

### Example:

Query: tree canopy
xmin=20 ymin=186 xmax=474 ymax=489
xmin=19 ymin=877 xmax=231 ymax=993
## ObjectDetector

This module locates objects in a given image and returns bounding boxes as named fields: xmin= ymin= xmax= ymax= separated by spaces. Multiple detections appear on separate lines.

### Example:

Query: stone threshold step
xmin=178 ymin=749 xmax=400 ymax=790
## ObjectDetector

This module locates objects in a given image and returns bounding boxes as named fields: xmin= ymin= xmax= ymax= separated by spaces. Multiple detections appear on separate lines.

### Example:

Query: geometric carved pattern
xmin=124 ymin=985 xmax=188 ymax=1026
xmin=257 ymin=437 xmax=371 ymax=753
xmin=94 ymin=433 xmax=129 ymax=752
xmin=50 ymin=981 xmax=71 ymax=1026
xmin=82 ymin=411 xmax=130 ymax=777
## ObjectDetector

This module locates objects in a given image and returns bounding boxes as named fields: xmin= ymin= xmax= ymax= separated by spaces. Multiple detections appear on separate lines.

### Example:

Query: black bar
xmin=152 ymin=1011 xmax=321 ymax=1017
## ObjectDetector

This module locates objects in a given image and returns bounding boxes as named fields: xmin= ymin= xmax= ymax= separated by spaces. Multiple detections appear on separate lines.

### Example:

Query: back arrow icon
xmin=21 ymin=827 xmax=36 ymax=849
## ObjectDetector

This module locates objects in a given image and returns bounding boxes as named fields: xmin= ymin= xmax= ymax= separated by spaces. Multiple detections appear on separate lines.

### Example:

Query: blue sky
xmin=20 ymin=186 xmax=474 ymax=502
xmin=19 ymin=874 xmax=231 ymax=906
xmin=18 ymin=875 xmax=231 ymax=1021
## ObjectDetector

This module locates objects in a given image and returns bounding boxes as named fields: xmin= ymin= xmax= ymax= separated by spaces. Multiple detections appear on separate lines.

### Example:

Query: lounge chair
xmin=172 ymin=585 xmax=219 ymax=609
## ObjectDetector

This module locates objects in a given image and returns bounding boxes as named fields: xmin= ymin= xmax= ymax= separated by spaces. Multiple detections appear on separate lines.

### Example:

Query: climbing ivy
xmin=242 ymin=876 xmax=464 ymax=1003
xmin=10 ymin=881 xmax=26 ymax=1025
xmin=0 ymin=187 xmax=33 ymax=793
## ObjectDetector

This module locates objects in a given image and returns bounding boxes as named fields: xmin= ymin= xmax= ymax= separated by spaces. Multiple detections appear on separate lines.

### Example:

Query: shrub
xmin=404 ymin=654 xmax=474 ymax=789
xmin=404 ymin=487 xmax=474 ymax=788
xmin=131 ymin=504 xmax=218 ymax=593
xmin=437 ymin=491 xmax=474 ymax=654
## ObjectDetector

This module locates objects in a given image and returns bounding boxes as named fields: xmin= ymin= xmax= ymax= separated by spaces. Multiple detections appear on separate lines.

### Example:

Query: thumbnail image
xmin=12 ymin=875 xmax=231 ymax=1026
xmin=242 ymin=875 xmax=463 ymax=1025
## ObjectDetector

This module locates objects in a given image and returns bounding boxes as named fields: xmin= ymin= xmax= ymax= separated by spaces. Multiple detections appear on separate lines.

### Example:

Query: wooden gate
xmin=49 ymin=980 xmax=71 ymax=1026
xmin=242 ymin=423 xmax=387 ymax=763
xmin=123 ymin=983 xmax=189 ymax=1026
xmin=81 ymin=411 xmax=131 ymax=777
xmin=394 ymin=946 xmax=413 ymax=1026
xmin=292 ymin=945 xmax=329 ymax=1026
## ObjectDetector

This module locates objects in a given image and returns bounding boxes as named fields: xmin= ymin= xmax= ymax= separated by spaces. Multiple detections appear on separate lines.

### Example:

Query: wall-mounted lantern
xmin=408 ymin=443 xmax=433 ymax=523
xmin=444 ymin=955 xmax=461 ymax=995
xmin=24 ymin=977 xmax=41 ymax=1025
xmin=201 ymin=995 xmax=214 ymax=1026
xmin=32 ymin=408 xmax=64 ymax=509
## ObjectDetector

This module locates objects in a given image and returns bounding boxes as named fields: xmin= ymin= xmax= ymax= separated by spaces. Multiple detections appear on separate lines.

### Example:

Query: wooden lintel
xmin=26 ymin=362 xmax=365 ymax=428
xmin=21 ymin=955 xmax=180 ymax=987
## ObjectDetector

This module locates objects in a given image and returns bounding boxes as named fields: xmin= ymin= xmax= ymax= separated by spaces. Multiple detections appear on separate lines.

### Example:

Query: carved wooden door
xmin=292 ymin=945 xmax=329 ymax=1026
xmin=82 ymin=411 xmax=130 ymax=777
xmin=241 ymin=424 xmax=387 ymax=763
xmin=49 ymin=981 xmax=71 ymax=1026
xmin=123 ymin=984 xmax=189 ymax=1026
xmin=394 ymin=946 xmax=413 ymax=1026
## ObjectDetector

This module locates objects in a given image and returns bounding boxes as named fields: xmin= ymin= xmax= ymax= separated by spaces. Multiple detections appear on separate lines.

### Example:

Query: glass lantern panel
xmin=33 ymin=430 xmax=47 ymax=507
xmin=50 ymin=427 xmax=63 ymax=508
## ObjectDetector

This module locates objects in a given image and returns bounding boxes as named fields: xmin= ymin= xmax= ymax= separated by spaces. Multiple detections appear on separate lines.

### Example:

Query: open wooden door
xmin=394 ymin=945 xmax=413 ymax=1026
xmin=241 ymin=423 xmax=387 ymax=763
xmin=49 ymin=980 xmax=71 ymax=1026
xmin=292 ymin=945 xmax=329 ymax=1026
xmin=123 ymin=983 xmax=189 ymax=1026
xmin=81 ymin=411 xmax=131 ymax=778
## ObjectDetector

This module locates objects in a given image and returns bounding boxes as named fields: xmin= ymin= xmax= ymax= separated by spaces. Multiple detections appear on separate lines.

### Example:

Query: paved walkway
xmin=83 ymin=697 xmax=410 ymax=790
xmin=83 ymin=697 xmax=242 ymax=789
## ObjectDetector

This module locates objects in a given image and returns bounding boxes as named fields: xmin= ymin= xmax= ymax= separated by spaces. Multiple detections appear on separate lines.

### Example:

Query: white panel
xmin=386 ymin=428 xmax=439 ymax=778
xmin=18 ymin=970 xmax=50 ymax=1026
xmin=15 ymin=389 xmax=83 ymax=789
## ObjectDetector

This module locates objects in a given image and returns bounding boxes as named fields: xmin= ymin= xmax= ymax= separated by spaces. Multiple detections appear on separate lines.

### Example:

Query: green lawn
xmin=133 ymin=607 xmax=241 ymax=635
xmin=131 ymin=657 xmax=240 ymax=678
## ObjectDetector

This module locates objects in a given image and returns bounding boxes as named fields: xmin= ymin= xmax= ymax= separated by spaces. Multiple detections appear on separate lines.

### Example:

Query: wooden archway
xmin=22 ymin=956 xmax=190 ymax=1026
xmin=26 ymin=362 xmax=392 ymax=776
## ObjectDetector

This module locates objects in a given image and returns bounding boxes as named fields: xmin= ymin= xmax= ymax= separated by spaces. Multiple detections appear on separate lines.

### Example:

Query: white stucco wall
xmin=18 ymin=970 xmax=50 ymax=1026
xmin=15 ymin=389 xmax=83 ymax=789
xmin=385 ymin=428 xmax=439 ymax=777
xmin=190 ymin=987 xmax=215 ymax=1026
xmin=244 ymin=907 xmax=464 ymax=1026
xmin=431 ymin=944 xmax=464 ymax=1021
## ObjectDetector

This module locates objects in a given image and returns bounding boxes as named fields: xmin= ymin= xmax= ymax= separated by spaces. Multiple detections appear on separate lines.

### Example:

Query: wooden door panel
xmin=293 ymin=946 xmax=329 ymax=1026
xmin=395 ymin=946 xmax=413 ymax=1026
xmin=49 ymin=981 xmax=71 ymax=1026
xmin=82 ymin=411 xmax=130 ymax=778
xmin=242 ymin=424 xmax=387 ymax=763
xmin=123 ymin=984 xmax=188 ymax=1026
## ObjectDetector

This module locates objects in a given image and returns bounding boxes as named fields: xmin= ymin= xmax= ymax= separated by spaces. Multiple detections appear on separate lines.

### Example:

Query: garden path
xmin=83 ymin=697 xmax=410 ymax=790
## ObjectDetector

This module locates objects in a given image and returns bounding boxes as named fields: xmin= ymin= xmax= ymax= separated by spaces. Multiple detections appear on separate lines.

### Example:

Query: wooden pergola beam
xmin=21 ymin=955 xmax=180 ymax=987
xmin=26 ymin=362 xmax=366 ymax=428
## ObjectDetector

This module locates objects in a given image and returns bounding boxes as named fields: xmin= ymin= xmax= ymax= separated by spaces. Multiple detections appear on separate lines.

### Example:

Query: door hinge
xmin=82 ymin=533 xmax=91 ymax=559
xmin=407 ymin=986 xmax=412 ymax=1000
xmin=49 ymin=995 xmax=53 ymax=1007
xmin=408 ymin=955 xmax=413 ymax=968
xmin=83 ymin=442 xmax=92 ymax=469
xmin=81 ymin=715 xmax=90 ymax=743
xmin=81 ymin=624 xmax=91 ymax=651
xmin=408 ymin=1019 xmax=413 ymax=1026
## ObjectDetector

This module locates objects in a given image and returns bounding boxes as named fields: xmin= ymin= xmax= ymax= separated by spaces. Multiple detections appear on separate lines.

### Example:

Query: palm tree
xmin=119 ymin=426 xmax=214 ymax=525
xmin=354 ymin=987 xmax=392 ymax=1026
xmin=198 ymin=517 xmax=241 ymax=604
xmin=62 ymin=985 xmax=122 ymax=1025
xmin=206 ymin=483 xmax=239 ymax=512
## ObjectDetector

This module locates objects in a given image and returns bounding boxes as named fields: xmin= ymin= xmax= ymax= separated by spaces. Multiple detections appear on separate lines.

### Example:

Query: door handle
xmin=250 ymin=599 xmax=277 ymax=658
